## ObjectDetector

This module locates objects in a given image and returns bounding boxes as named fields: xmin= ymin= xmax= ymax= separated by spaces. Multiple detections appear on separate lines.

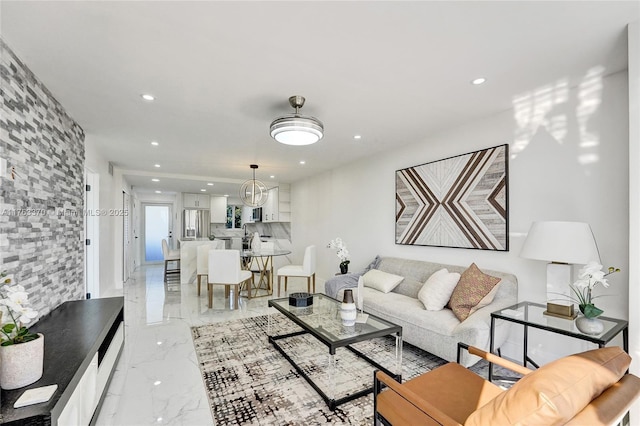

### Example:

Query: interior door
xmin=123 ymin=192 xmax=131 ymax=282
xmin=84 ymin=169 xmax=99 ymax=298
xmin=143 ymin=204 xmax=173 ymax=263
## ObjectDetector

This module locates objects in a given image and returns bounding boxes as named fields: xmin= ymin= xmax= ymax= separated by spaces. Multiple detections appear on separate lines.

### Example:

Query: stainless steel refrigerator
xmin=182 ymin=209 xmax=210 ymax=239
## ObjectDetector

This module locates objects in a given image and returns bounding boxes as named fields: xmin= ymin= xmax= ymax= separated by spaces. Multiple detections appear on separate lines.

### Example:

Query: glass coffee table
xmin=268 ymin=293 xmax=402 ymax=411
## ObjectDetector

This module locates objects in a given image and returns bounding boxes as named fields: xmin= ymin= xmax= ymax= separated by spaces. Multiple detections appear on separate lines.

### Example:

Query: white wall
xmin=627 ymin=20 xmax=639 ymax=420
xmin=85 ymin=140 xmax=133 ymax=294
xmin=292 ymin=70 xmax=630 ymax=363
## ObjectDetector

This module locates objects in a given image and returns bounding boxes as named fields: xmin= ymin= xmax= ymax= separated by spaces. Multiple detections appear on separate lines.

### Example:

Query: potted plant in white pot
xmin=0 ymin=271 xmax=43 ymax=389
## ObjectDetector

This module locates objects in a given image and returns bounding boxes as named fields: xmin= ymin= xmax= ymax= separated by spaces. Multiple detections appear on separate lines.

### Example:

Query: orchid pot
xmin=0 ymin=333 xmax=44 ymax=389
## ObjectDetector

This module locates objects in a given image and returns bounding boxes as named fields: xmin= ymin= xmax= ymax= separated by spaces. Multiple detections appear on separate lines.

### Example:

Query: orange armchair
xmin=374 ymin=344 xmax=640 ymax=426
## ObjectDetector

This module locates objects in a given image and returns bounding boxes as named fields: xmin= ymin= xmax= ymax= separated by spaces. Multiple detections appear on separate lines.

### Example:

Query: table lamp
xmin=520 ymin=221 xmax=600 ymax=319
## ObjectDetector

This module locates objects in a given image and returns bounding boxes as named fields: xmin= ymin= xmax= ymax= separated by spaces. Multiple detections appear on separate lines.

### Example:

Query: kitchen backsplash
xmin=210 ymin=222 xmax=291 ymax=240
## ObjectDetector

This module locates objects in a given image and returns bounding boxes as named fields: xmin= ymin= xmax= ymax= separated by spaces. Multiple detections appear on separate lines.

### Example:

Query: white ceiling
xmin=1 ymin=1 xmax=637 ymax=196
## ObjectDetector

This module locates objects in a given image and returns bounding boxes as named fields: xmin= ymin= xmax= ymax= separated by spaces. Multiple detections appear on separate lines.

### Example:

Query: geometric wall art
xmin=395 ymin=144 xmax=509 ymax=250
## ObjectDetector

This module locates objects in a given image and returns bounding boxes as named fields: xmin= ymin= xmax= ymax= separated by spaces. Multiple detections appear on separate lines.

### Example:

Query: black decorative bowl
xmin=289 ymin=292 xmax=313 ymax=307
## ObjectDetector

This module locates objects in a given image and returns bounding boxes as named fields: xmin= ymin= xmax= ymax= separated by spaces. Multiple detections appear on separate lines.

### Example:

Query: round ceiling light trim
xmin=270 ymin=95 xmax=324 ymax=146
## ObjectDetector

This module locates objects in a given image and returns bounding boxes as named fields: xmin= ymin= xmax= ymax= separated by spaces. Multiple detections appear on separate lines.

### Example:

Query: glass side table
xmin=489 ymin=301 xmax=629 ymax=382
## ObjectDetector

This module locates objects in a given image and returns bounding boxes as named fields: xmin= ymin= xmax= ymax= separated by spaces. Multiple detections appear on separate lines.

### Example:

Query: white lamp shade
xmin=520 ymin=221 xmax=600 ymax=264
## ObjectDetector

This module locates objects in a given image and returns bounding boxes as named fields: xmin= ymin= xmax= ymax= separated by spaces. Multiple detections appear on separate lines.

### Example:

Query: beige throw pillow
xmin=448 ymin=263 xmax=500 ymax=321
xmin=418 ymin=268 xmax=461 ymax=311
xmin=362 ymin=269 xmax=404 ymax=293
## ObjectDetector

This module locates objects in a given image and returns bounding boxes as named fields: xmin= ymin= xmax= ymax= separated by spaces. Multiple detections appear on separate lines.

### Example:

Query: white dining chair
xmin=196 ymin=241 xmax=225 ymax=296
xmin=162 ymin=239 xmax=181 ymax=283
xmin=208 ymin=249 xmax=253 ymax=309
xmin=276 ymin=245 xmax=316 ymax=297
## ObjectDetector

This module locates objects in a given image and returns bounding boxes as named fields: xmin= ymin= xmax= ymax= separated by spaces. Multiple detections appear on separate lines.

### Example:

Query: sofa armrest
xmin=323 ymin=273 xmax=360 ymax=299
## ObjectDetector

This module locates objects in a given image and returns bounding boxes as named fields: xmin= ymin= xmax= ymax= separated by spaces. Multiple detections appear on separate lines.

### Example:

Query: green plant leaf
xmin=582 ymin=304 xmax=604 ymax=318
xmin=2 ymin=324 xmax=15 ymax=333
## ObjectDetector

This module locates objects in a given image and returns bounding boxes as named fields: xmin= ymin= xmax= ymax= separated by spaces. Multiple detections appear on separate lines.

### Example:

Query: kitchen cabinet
xmin=183 ymin=193 xmax=210 ymax=209
xmin=263 ymin=187 xmax=278 ymax=222
xmin=263 ymin=184 xmax=290 ymax=222
xmin=210 ymin=196 xmax=227 ymax=223
xmin=0 ymin=298 xmax=124 ymax=426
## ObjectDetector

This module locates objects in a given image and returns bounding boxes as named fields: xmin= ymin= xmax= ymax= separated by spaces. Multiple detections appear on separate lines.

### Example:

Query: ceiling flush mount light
xmin=471 ymin=77 xmax=487 ymax=85
xmin=239 ymin=164 xmax=268 ymax=207
xmin=270 ymin=95 xmax=324 ymax=146
xmin=154 ymin=164 xmax=160 ymax=168
xmin=141 ymin=94 xmax=155 ymax=101
xmin=151 ymin=178 xmax=159 ymax=182
xmin=151 ymin=141 xmax=159 ymax=146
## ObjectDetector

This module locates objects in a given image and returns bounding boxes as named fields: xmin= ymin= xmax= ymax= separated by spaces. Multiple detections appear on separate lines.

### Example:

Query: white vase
xmin=0 ymin=333 xmax=44 ymax=390
xmin=340 ymin=289 xmax=357 ymax=326
xmin=575 ymin=316 xmax=605 ymax=335
xmin=251 ymin=232 xmax=262 ymax=251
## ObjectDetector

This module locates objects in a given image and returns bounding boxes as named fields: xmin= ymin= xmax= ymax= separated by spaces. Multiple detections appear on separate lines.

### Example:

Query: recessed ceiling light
xmin=154 ymin=164 xmax=160 ymax=168
xmin=471 ymin=77 xmax=486 ymax=85
xmin=151 ymin=178 xmax=159 ymax=182
xmin=354 ymin=135 xmax=362 ymax=140
xmin=200 ymin=189 xmax=206 ymax=192
xmin=207 ymin=183 xmax=214 ymax=186
xmin=270 ymin=175 xmax=275 ymax=179
xmin=153 ymin=380 xmax=162 ymax=386
xmin=141 ymin=94 xmax=155 ymax=101
xmin=223 ymin=194 xmax=229 ymax=197
xmin=299 ymin=161 xmax=306 ymax=165
xmin=151 ymin=141 xmax=159 ymax=146
xmin=155 ymin=190 xmax=162 ymax=194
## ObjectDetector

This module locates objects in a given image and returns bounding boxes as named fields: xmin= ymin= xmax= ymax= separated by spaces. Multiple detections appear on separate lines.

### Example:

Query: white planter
xmin=575 ymin=317 xmax=605 ymax=335
xmin=0 ymin=333 xmax=44 ymax=390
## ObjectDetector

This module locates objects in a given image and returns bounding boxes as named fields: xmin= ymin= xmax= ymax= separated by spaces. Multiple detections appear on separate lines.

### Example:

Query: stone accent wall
xmin=0 ymin=38 xmax=85 ymax=317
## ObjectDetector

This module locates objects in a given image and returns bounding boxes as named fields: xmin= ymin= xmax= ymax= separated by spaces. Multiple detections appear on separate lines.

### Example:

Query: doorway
xmin=84 ymin=168 xmax=99 ymax=298
xmin=143 ymin=203 xmax=174 ymax=263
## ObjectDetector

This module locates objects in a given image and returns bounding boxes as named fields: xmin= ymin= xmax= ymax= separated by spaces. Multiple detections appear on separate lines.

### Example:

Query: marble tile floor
xmin=95 ymin=264 xmax=322 ymax=426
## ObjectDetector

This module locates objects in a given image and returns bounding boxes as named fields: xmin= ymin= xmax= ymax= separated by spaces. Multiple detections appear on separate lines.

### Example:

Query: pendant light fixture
xmin=270 ymin=95 xmax=324 ymax=145
xmin=240 ymin=164 xmax=268 ymax=207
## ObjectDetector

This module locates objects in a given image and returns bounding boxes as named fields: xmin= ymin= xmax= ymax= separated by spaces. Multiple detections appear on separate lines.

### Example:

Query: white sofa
xmin=327 ymin=257 xmax=518 ymax=366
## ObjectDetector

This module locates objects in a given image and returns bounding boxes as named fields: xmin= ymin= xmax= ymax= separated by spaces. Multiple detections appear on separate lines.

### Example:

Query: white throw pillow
xmin=362 ymin=269 xmax=404 ymax=293
xmin=418 ymin=268 xmax=461 ymax=311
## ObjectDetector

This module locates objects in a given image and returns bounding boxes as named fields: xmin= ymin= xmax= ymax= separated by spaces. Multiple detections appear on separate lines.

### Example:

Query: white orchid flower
xmin=16 ymin=306 xmax=37 ymax=324
xmin=578 ymin=261 xmax=603 ymax=278
xmin=7 ymin=291 xmax=29 ymax=307
xmin=2 ymin=284 xmax=25 ymax=294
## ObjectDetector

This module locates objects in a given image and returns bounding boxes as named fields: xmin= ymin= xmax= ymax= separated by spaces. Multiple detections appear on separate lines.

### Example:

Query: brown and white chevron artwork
xmin=395 ymin=144 xmax=509 ymax=251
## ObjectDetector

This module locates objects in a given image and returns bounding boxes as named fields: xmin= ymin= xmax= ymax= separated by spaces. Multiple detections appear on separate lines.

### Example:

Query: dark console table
xmin=0 ymin=297 xmax=125 ymax=426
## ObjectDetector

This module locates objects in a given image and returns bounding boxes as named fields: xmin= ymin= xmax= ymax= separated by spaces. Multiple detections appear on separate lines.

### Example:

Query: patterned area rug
xmin=191 ymin=314 xmax=515 ymax=425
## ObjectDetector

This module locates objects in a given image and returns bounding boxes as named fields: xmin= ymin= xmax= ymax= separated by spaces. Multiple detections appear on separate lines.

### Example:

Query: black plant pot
xmin=340 ymin=263 xmax=349 ymax=274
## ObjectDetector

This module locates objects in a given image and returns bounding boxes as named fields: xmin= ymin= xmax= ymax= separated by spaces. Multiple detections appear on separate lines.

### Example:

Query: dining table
xmin=241 ymin=248 xmax=291 ymax=296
